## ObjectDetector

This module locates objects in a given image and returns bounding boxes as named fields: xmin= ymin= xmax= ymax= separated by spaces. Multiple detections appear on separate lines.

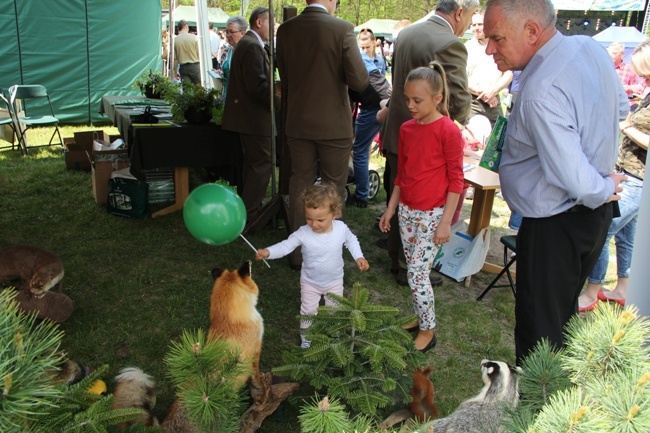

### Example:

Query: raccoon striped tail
xmin=112 ymin=367 xmax=159 ymax=427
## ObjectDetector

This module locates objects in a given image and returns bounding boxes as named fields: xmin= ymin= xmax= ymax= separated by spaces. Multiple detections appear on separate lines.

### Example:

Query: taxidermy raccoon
xmin=414 ymin=360 xmax=521 ymax=433
xmin=111 ymin=367 xmax=158 ymax=427
xmin=208 ymin=260 xmax=264 ymax=389
xmin=0 ymin=245 xmax=64 ymax=298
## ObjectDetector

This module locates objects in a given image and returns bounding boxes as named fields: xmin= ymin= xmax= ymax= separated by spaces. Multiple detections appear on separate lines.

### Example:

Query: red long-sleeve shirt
xmin=395 ymin=117 xmax=464 ymax=210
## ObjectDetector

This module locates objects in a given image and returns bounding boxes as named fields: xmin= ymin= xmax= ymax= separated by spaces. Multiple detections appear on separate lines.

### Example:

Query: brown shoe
xmin=15 ymin=290 xmax=73 ymax=323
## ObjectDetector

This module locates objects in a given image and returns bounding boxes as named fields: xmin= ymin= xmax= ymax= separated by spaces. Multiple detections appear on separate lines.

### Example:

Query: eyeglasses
xmin=226 ymin=29 xmax=244 ymax=35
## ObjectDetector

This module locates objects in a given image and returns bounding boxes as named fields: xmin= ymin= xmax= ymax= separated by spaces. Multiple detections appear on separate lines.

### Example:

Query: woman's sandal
xmin=597 ymin=288 xmax=625 ymax=306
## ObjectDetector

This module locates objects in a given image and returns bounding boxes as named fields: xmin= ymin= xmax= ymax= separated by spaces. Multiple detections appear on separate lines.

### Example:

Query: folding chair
xmin=476 ymin=235 xmax=517 ymax=301
xmin=0 ymin=92 xmax=22 ymax=153
xmin=9 ymin=84 xmax=63 ymax=154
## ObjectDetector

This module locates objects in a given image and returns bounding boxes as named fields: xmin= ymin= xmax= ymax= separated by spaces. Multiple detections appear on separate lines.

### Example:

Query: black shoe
xmin=375 ymin=238 xmax=388 ymax=250
xmin=418 ymin=334 xmax=437 ymax=354
xmin=396 ymin=269 xmax=408 ymax=286
xmin=397 ymin=269 xmax=443 ymax=287
xmin=430 ymin=273 xmax=443 ymax=287
xmin=347 ymin=196 xmax=368 ymax=208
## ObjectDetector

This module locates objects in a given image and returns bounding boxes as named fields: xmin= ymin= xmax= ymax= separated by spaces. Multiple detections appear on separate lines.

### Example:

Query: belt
xmin=564 ymin=202 xmax=611 ymax=214
xmin=564 ymin=205 xmax=592 ymax=213
xmin=622 ymin=169 xmax=643 ymax=181
xmin=180 ymin=62 xmax=199 ymax=66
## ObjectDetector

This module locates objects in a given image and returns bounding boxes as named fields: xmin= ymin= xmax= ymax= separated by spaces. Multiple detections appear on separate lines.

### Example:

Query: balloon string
xmin=240 ymin=234 xmax=271 ymax=268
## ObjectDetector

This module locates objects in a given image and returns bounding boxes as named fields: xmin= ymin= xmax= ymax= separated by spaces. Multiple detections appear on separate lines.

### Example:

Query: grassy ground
xmin=0 ymin=126 xmax=615 ymax=431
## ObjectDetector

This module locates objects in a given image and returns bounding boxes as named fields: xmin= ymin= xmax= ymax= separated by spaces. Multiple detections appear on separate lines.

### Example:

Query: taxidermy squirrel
xmin=413 ymin=359 xmax=521 ymax=433
xmin=379 ymin=366 xmax=439 ymax=430
xmin=410 ymin=366 xmax=439 ymax=421
xmin=0 ymin=245 xmax=64 ymax=297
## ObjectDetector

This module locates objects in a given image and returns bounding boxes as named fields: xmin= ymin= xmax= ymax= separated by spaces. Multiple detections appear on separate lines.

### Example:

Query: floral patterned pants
xmin=398 ymin=203 xmax=444 ymax=330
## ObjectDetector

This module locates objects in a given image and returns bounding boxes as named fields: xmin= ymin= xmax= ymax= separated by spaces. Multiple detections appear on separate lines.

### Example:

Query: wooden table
xmin=463 ymin=156 xmax=501 ymax=238
xmin=99 ymin=95 xmax=243 ymax=218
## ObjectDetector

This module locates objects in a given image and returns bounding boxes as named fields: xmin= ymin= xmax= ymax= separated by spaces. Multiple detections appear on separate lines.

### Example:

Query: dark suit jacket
xmin=222 ymin=31 xmax=274 ymax=136
xmin=276 ymin=6 xmax=368 ymax=140
xmin=383 ymin=15 xmax=472 ymax=155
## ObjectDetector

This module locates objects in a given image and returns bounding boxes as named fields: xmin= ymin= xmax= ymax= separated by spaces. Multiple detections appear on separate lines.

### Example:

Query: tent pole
xmin=269 ymin=0 xmax=277 ymax=197
xmin=168 ymin=0 xmax=175 ymax=79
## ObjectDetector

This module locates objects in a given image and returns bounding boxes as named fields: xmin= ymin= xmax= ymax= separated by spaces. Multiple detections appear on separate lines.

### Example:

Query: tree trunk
xmin=239 ymin=373 xmax=299 ymax=433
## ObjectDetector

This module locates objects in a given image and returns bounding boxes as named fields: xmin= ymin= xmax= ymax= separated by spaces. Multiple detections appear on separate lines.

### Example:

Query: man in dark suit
xmin=382 ymin=0 xmax=478 ymax=286
xmin=222 ymin=7 xmax=276 ymax=222
xmin=277 ymin=0 xmax=368 ymax=268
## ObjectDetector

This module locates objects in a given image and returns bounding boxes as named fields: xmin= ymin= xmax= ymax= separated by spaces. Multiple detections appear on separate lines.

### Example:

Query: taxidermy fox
xmin=0 ymin=245 xmax=64 ymax=298
xmin=163 ymin=262 xmax=264 ymax=432
xmin=112 ymin=367 xmax=159 ymax=428
xmin=208 ymin=260 xmax=264 ymax=390
xmin=414 ymin=359 xmax=521 ymax=433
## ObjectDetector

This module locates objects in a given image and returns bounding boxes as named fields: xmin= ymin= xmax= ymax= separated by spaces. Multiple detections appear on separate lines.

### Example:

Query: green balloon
xmin=183 ymin=184 xmax=246 ymax=246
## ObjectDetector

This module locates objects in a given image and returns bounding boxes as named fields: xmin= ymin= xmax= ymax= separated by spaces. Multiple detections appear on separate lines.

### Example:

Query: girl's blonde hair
xmin=405 ymin=61 xmax=450 ymax=117
xmin=631 ymin=38 xmax=650 ymax=77
xmin=301 ymin=183 xmax=343 ymax=217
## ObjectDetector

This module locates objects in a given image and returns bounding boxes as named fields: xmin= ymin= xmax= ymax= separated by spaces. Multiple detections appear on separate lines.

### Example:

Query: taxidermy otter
xmin=0 ymin=245 xmax=73 ymax=323
xmin=0 ymin=245 xmax=64 ymax=298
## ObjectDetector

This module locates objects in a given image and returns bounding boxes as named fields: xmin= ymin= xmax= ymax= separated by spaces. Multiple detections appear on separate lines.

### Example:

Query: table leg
xmin=151 ymin=167 xmax=189 ymax=218
xmin=464 ymin=188 xmax=497 ymax=287
xmin=467 ymin=188 xmax=495 ymax=238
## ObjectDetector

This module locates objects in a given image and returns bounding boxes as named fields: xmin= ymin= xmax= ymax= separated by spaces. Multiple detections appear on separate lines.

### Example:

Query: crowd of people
xmin=166 ymin=0 xmax=645 ymax=362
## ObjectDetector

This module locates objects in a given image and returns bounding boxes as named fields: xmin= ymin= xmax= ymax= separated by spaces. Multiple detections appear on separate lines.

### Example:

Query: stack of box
xmin=85 ymin=131 xmax=129 ymax=204
xmin=142 ymin=168 xmax=175 ymax=204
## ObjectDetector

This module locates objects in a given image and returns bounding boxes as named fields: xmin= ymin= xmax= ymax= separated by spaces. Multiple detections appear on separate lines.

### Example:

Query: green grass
xmin=0 ymin=126 xmax=616 ymax=431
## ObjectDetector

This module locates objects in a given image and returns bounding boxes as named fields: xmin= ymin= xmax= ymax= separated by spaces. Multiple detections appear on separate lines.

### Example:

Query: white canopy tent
xmin=593 ymin=26 xmax=647 ymax=62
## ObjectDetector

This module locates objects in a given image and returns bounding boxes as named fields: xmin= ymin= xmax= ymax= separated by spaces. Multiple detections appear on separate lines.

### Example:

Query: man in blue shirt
xmin=484 ymin=0 xmax=629 ymax=364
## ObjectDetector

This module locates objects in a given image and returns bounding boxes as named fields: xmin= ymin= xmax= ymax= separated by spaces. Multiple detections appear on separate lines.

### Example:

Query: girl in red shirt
xmin=379 ymin=62 xmax=464 ymax=353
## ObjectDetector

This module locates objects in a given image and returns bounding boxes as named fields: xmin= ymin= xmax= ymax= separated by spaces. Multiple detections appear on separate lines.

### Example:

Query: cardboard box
xmin=91 ymin=156 xmax=130 ymax=205
xmin=74 ymin=130 xmax=109 ymax=148
xmin=88 ymin=137 xmax=129 ymax=204
xmin=64 ymin=137 xmax=91 ymax=171
xmin=479 ymin=116 xmax=508 ymax=172
xmin=64 ymin=130 xmax=111 ymax=171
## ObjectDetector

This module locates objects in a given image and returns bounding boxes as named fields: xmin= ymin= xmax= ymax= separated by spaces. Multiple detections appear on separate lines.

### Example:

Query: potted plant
xmin=133 ymin=69 xmax=172 ymax=99
xmin=162 ymin=82 xmax=224 ymax=125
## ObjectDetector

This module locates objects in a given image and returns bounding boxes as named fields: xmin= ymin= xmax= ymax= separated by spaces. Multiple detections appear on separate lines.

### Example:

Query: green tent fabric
xmin=163 ymin=5 xmax=229 ymax=29
xmin=0 ymin=0 xmax=162 ymax=124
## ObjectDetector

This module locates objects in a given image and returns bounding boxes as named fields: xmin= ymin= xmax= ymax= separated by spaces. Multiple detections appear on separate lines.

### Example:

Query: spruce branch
xmin=274 ymin=283 xmax=425 ymax=417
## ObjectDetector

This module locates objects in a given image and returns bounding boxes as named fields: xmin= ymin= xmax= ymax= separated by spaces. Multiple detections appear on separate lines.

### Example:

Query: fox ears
xmin=211 ymin=261 xmax=252 ymax=280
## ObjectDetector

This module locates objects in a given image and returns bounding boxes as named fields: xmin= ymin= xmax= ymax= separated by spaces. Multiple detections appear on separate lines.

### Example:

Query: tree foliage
xmin=162 ymin=0 xmax=488 ymax=27
xmin=0 ymin=289 xmax=155 ymax=433
xmin=273 ymin=283 xmax=425 ymax=418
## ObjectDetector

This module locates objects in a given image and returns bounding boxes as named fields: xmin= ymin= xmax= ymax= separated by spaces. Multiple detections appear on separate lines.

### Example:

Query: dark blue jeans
xmin=352 ymin=107 xmax=381 ymax=201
